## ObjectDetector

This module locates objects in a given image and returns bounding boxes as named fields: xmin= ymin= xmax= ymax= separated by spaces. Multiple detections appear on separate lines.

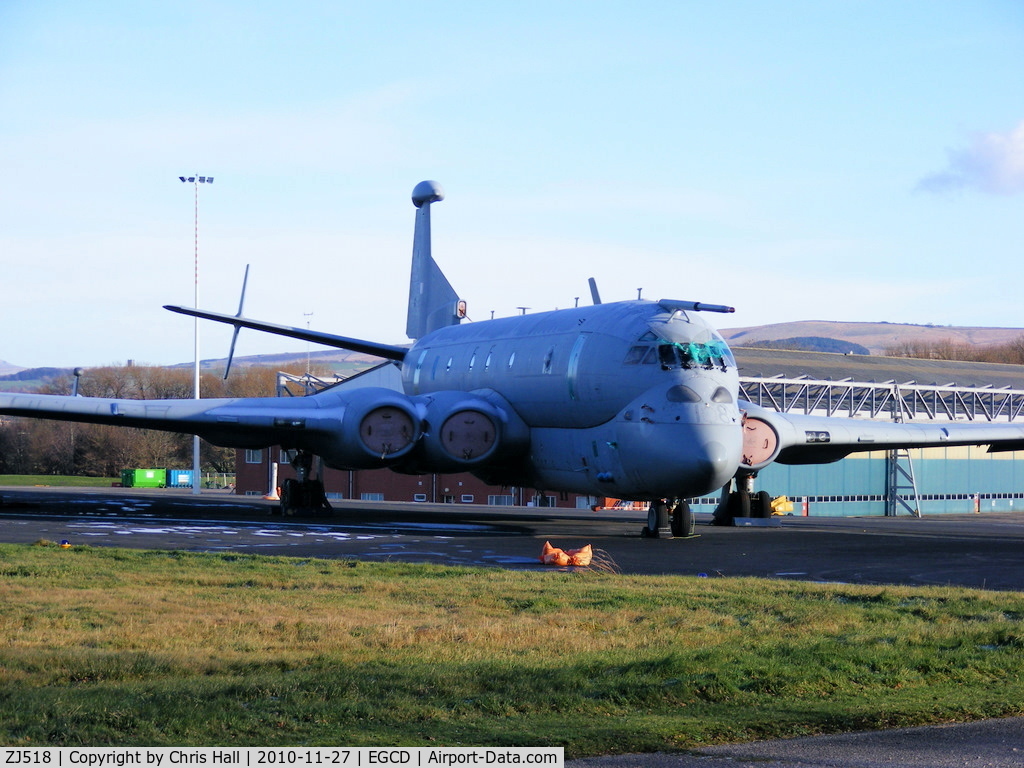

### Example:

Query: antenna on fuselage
xmin=588 ymin=277 xmax=602 ymax=305
xmin=223 ymin=264 xmax=250 ymax=380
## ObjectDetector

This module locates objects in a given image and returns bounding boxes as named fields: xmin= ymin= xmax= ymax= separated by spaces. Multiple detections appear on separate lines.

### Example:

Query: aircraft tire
xmin=280 ymin=478 xmax=298 ymax=516
xmin=671 ymin=501 xmax=694 ymax=537
xmin=644 ymin=501 xmax=671 ymax=538
xmin=647 ymin=503 xmax=659 ymax=533
xmin=712 ymin=497 xmax=733 ymax=526
xmin=754 ymin=490 xmax=772 ymax=518
xmin=727 ymin=490 xmax=750 ymax=522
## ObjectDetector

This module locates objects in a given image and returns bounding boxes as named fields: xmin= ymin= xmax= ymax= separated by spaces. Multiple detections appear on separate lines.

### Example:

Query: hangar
xmin=234 ymin=348 xmax=1024 ymax=517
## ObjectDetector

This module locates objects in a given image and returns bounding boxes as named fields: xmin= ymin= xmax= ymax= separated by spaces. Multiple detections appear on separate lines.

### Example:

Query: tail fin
xmin=406 ymin=180 xmax=462 ymax=340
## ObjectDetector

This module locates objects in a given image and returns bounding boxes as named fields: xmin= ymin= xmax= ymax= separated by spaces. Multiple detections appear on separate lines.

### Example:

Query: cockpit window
xmin=624 ymin=345 xmax=648 ymax=364
xmin=656 ymin=340 xmax=735 ymax=371
xmin=624 ymin=346 xmax=659 ymax=365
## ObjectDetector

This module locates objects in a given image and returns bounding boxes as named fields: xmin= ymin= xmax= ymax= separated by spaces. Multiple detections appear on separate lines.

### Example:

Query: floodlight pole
xmin=179 ymin=174 xmax=214 ymax=495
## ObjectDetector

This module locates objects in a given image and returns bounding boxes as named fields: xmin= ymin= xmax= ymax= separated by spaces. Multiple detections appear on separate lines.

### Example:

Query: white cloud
xmin=919 ymin=120 xmax=1024 ymax=195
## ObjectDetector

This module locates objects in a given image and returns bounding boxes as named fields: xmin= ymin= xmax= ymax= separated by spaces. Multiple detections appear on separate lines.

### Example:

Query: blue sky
xmin=2 ymin=1 xmax=1022 ymax=369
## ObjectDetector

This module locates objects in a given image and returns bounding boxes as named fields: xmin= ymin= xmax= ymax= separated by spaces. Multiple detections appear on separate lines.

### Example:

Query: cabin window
xmin=543 ymin=347 xmax=554 ymax=374
xmin=446 ymin=356 xmax=453 ymax=372
xmin=508 ymin=351 xmax=516 ymax=369
xmin=412 ymin=349 xmax=429 ymax=391
xmin=469 ymin=349 xmax=477 ymax=371
xmin=485 ymin=347 xmax=494 ymax=370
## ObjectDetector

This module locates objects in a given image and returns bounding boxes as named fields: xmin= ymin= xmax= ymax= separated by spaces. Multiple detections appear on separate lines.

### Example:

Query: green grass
xmin=1 ymin=543 xmax=1023 ymax=754
xmin=0 ymin=475 xmax=118 ymax=487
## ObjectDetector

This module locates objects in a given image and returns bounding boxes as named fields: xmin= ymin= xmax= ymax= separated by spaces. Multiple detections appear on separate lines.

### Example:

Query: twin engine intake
xmin=313 ymin=387 xmax=528 ymax=473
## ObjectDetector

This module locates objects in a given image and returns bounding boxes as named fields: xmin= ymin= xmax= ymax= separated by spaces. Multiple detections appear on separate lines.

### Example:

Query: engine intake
xmin=312 ymin=388 xmax=422 ymax=469
xmin=408 ymin=390 xmax=529 ymax=472
xmin=739 ymin=413 xmax=781 ymax=471
xmin=359 ymin=405 xmax=417 ymax=458
xmin=440 ymin=409 xmax=496 ymax=460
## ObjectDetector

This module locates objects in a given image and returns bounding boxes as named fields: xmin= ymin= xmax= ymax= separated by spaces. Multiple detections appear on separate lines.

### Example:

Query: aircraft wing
xmin=0 ymin=386 xmax=422 ymax=468
xmin=741 ymin=400 xmax=1024 ymax=468
xmin=163 ymin=305 xmax=409 ymax=362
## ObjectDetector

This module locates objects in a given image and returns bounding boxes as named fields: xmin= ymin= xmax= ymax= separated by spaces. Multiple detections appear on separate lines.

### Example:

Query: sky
xmin=1 ymin=1 xmax=1023 ymax=369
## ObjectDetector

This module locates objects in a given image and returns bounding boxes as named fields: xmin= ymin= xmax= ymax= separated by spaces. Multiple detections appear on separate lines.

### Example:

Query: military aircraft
xmin=4 ymin=180 xmax=1024 ymax=537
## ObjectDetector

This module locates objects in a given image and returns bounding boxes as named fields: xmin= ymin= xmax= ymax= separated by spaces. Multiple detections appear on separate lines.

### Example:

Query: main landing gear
xmin=712 ymin=475 xmax=773 ymax=526
xmin=279 ymin=451 xmax=332 ymax=517
xmin=640 ymin=499 xmax=695 ymax=539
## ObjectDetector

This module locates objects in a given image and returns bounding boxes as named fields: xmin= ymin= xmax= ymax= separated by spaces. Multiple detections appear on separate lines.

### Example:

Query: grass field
xmin=1 ymin=542 xmax=1022 ymax=755
xmin=0 ymin=475 xmax=117 ymax=487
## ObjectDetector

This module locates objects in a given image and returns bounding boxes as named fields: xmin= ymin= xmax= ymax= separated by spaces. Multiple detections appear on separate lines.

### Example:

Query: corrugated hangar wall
xmin=750 ymin=447 xmax=1024 ymax=517
xmin=731 ymin=348 xmax=1024 ymax=517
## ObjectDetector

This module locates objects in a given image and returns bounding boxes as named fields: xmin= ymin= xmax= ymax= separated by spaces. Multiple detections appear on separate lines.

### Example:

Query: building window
xmin=413 ymin=493 xmax=428 ymax=502
xmin=460 ymin=494 xmax=474 ymax=503
xmin=361 ymin=492 xmax=384 ymax=501
xmin=244 ymin=449 xmax=263 ymax=464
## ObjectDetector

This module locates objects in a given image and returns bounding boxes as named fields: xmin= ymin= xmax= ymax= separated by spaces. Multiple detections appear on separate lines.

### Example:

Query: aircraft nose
xmin=697 ymin=439 xmax=738 ymax=490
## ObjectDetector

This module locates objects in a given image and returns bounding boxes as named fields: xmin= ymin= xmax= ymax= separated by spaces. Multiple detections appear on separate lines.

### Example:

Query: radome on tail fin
xmin=406 ymin=180 xmax=463 ymax=340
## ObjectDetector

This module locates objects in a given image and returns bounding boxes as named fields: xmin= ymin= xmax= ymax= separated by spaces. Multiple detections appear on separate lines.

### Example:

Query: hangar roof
xmin=732 ymin=347 xmax=1024 ymax=390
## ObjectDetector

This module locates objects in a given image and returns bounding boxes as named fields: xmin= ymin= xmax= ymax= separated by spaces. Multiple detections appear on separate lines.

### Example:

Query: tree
xmin=3 ymin=362 xmax=336 ymax=477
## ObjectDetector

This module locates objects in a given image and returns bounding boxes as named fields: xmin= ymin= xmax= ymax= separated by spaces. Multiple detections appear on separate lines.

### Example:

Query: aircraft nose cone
xmin=699 ymin=440 xmax=737 ymax=490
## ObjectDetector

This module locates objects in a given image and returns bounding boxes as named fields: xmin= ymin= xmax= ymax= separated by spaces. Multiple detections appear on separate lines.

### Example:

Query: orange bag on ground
xmin=540 ymin=541 xmax=592 ymax=567
xmin=566 ymin=544 xmax=593 ymax=566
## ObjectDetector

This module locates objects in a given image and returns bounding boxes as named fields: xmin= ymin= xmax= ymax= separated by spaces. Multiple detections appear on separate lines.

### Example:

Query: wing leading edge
xmin=741 ymin=400 xmax=1024 ymax=470
xmin=0 ymin=386 xmax=422 ymax=469
xmin=162 ymin=305 xmax=409 ymax=362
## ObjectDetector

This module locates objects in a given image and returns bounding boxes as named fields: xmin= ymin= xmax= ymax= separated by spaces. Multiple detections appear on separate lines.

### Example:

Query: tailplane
xmin=406 ymin=180 xmax=463 ymax=340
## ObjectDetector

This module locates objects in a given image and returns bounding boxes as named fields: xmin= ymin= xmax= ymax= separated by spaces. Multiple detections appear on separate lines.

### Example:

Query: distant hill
xmin=7 ymin=322 xmax=1024 ymax=383
xmin=183 ymin=349 xmax=388 ymax=378
xmin=0 ymin=367 xmax=74 ymax=393
xmin=721 ymin=321 xmax=1024 ymax=357
xmin=0 ymin=367 xmax=69 ymax=382
xmin=741 ymin=337 xmax=871 ymax=355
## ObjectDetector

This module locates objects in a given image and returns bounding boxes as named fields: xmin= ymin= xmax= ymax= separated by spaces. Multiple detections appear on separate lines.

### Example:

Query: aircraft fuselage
xmin=402 ymin=300 xmax=743 ymax=499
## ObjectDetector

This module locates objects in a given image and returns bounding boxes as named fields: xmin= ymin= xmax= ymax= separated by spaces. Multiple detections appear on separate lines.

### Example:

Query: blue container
xmin=166 ymin=470 xmax=195 ymax=488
